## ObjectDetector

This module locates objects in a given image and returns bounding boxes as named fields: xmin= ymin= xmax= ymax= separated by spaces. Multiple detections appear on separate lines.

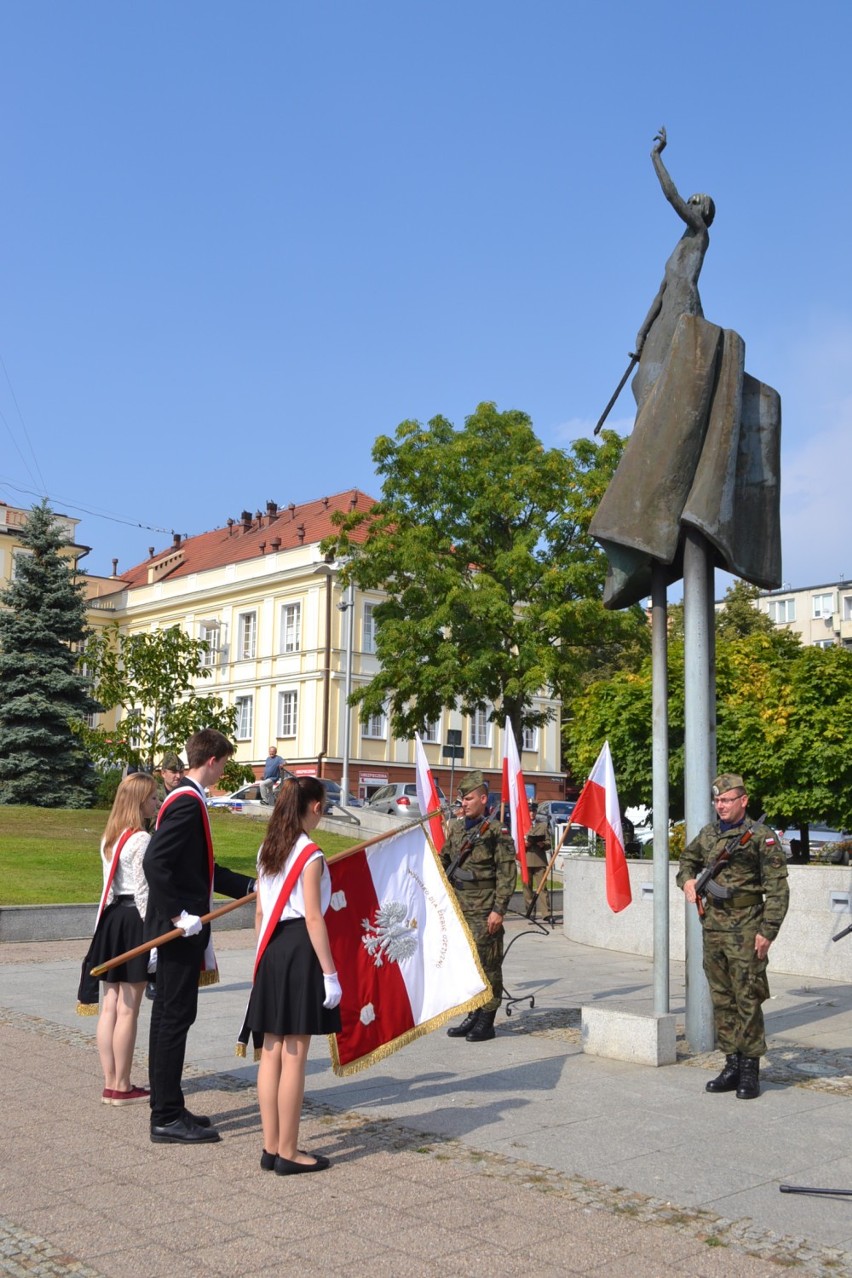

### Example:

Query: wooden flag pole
xmin=90 ymin=809 xmax=444 ymax=977
xmin=89 ymin=892 xmax=257 ymax=977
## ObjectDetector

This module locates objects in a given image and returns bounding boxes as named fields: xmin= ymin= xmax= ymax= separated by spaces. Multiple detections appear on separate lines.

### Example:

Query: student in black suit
xmin=143 ymin=728 xmax=255 ymax=1144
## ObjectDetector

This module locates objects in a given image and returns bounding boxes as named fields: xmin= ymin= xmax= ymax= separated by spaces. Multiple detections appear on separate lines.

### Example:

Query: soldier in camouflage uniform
xmin=524 ymin=805 xmax=552 ymax=918
xmin=677 ymin=773 xmax=788 ymax=1100
xmin=441 ymin=771 xmax=518 ymax=1042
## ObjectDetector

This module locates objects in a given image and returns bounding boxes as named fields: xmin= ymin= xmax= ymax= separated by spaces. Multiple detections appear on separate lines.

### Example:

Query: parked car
xmin=320 ymin=779 xmax=363 ymax=811
xmin=779 ymin=825 xmax=851 ymax=863
xmin=207 ymin=781 xmax=267 ymax=811
xmin=535 ymin=800 xmax=576 ymax=833
xmin=365 ymin=782 xmax=447 ymax=819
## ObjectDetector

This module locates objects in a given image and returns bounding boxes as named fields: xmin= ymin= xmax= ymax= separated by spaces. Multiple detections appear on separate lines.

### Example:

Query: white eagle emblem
xmin=361 ymin=900 xmax=418 ymax=966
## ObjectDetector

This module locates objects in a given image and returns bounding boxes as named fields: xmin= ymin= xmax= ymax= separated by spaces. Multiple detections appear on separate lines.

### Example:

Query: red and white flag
xmin=414 ymin=732 xmax=445 ymax=854
xmin=571 ymin=741 xmax=632 ymax=913
xmin=501 ymin=718 xmax=530 ymax=884
xmin=326 ymin=824 xmax=489 ymax=1074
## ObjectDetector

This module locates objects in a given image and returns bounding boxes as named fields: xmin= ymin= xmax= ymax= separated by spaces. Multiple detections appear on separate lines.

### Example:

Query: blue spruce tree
xmin=0 ymin=502 xmax=99 ymax=806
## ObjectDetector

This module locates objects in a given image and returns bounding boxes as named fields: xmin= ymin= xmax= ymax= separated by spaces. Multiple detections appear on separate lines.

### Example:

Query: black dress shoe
xmin=150 ymin=1116 xmax=220 ymax=1144
xmin=260 ymin=1149 xmax=276 ymax=1171
xmin=182 ymin=1108 xmax=212 ymax=1128
xmin=274 ymin=1153 xmax=330 ymax=1175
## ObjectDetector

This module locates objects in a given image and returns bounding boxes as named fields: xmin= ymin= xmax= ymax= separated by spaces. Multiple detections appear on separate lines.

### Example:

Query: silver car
xmin=366 ymin=782 xmax=446 ymax=819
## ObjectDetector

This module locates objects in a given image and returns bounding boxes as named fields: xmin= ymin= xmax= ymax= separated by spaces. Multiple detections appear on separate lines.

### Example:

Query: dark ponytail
xmin=258 ymin=775 xmax=326 ymax=876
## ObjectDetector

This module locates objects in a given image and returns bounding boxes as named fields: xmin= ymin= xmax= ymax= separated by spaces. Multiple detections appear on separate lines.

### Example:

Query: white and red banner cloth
xmin=571 ymin=741 xmax=633 ymax=913
xmin=414 ymin=732 xmax=445 ymax=854
xmin=501 ymin=718 xmax=530 ymax=883
xmin=325 ymin=823 xmax=489 ymax=1075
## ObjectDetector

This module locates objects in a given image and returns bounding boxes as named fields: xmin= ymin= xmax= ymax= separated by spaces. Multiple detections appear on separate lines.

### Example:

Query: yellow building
xmin=87 ymin=490 xmax=563 ymax=801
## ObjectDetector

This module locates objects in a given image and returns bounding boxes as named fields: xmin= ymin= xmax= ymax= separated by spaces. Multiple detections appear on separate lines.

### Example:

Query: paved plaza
xmin=2 ymin=915 xmax=851 ymax=1277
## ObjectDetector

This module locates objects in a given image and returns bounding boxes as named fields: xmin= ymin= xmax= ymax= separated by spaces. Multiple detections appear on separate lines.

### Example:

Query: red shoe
xmin=101 ymin=1088 xmax=115 ymax=1104
xmin=111 ymin=1085 xmax=150 ymax=1105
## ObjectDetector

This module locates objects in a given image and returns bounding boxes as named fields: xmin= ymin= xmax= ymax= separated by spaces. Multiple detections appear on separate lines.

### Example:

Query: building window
xmin=363 ymin=709 xmax=386 ymax=739
xmin=814 ymin=639 xmax=836 ymax=649
xmin=421 ymin=719 xmax=440 ymax=744
xmin=843 ymin=595 xmax=852 ymax=622
xmin=199 ymin=622 xmax=220 ymax=668
xmin=11 ymin=549 xmax=32 ymax=580
xmin=522 ymin=725 xmax=538 ymax=752
xmin=281 ymin=602 xmax=301 ymax=653
xmin=235 ymin=695 xmax=253 ymax=740
xmin=812 ymin=592 xmax=835 ymax=619
xmin=767 ymin=598 xmax=795 ymax=624
xmin=278 ymin=690 xmax=298 ymax=738
xmin=237 ymin=612 xmax=257 ymax=660
xmin=470 ymin=707 xmax=490 ymax=749
xmin=363 ymin=602 xmax=377 ymax=654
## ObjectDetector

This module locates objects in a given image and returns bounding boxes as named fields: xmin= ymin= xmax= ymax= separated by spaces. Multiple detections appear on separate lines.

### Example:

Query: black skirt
xmin=246 ymin=918 xmax=341 ymax=1037
xmin=86 ymin=897 xmax=148 ymax=985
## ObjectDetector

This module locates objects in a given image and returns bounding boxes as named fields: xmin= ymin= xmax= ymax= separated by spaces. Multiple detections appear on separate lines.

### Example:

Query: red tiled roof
xmin=118 ymin=490 xmax=377 ymax=588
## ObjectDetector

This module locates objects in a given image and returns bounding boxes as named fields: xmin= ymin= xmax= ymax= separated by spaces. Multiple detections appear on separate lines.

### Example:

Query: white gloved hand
xmin=322 ymin=971 xmax=343 ymax=1009
xmin=175 ymin=911 xmax=202 ymax=937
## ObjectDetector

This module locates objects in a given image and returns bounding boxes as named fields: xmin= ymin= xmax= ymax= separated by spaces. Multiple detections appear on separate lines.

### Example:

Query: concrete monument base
xmin=581 ymin=1004 xmax=677 ymax=1067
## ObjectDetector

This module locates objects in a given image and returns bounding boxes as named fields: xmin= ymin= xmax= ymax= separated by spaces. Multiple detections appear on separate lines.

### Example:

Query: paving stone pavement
xmin=2 ymin=922 xmax=851 ymax=1278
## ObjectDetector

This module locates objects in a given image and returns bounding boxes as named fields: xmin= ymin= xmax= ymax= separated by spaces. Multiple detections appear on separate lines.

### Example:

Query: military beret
xmin=712 ymin=773 xmax=745 ymax=796
xmin=458 ymin=770 xmax=487 ymax=796
xmin=160 ymin=752 xmax=185 ymax=772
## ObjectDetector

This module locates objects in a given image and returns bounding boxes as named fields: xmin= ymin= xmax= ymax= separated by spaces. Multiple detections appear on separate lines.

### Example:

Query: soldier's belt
xmin=458 ymin=877 xmax=496 ymax=890
xmin=706 ymin=891 xmax=763 ymax=909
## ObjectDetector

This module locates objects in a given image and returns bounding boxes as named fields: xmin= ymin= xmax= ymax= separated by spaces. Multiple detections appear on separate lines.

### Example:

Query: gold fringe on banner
xmin=76 ymin=1002 xmax=99 ymax=1017
xmin=327 ymin=988 xmax=491 ymax=1077
xmin=198 ymin=968 xmax=220 ymax=988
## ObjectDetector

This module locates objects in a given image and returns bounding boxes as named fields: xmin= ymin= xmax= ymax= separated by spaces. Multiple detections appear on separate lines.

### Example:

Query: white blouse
xmin=101 ymin=829 xmax=150 ymax=920
xmin=256 ymin=832 xmax=330 ymax=924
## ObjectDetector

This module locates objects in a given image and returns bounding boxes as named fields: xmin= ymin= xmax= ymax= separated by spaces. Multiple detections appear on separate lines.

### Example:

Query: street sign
xmin=442 ymin=746 xmax=464 ymax=760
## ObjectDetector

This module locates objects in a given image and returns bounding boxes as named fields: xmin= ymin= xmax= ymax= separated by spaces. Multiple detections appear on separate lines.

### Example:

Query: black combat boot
xmin=736 ymin=1057 xmax=761 ymax=1099
xmin=447 ymin=1011 xmax=479 ymax=1038
xmin=705 ymin=1052 xmax=740 ymax=1093
xmin=465 ymin=1010 xmax=497 ymax=1042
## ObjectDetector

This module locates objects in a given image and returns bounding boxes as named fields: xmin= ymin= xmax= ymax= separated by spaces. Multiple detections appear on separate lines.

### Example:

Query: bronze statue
xmin=589 ymin=129 xmax=782 ymax=609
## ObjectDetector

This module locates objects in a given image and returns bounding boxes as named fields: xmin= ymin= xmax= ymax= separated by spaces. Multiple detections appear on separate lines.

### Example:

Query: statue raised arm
xmin=632 ymin=127 xmax=715 ymax=410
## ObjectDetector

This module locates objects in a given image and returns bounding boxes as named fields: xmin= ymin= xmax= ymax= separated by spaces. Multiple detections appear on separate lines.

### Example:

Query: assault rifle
xmin=832 ymin=920 xmax=852 ymax=943
xmin=693 ymin=817 xmax=763 ymax=917
xmin=444 ymin=816 xmax=493 ymax=886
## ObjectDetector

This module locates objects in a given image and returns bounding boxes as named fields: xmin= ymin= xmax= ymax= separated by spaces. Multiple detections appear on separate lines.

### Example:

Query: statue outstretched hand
xmin=652 ymin=126 xmax=667 ymax=155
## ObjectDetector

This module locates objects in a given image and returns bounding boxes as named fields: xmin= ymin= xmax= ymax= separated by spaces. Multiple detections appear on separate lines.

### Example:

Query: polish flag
xmin=326 ymin=823 xmax=489 ymax=1074
xmin=571 ymin=741 xmax=632 ymax=913
xmin=414 ymin=732 xmax=445 ymax=854
xmin=501 ymin=718 xmax=530 ymax=884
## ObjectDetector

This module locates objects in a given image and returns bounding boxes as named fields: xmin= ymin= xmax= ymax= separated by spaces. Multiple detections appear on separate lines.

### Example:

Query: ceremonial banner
xmin=571 ymin=741 xmax=632 ymax=913
xmin=326 ymin=824 xmax=489 ymax=1075
xmin=501 ymin=718 xmax=530 ymax=884
xmin=414 ymin=732 xmax=445 ymax=854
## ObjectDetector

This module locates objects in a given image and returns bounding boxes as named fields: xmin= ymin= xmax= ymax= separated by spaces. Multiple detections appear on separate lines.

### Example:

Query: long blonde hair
xmin=103 ymin=773 xmax=157 ymax=859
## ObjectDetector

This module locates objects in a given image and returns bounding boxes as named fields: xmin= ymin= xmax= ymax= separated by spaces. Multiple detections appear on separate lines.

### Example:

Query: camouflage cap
xmin=458 ymin=770 xmax=487 ymax=797
xmin=712 ymin=773 xmax=745 ymax=797
xmin=160 ymin=752 xmax=185 ymax=772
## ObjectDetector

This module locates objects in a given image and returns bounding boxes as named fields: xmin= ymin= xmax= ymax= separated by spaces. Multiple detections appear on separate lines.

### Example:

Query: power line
xmin=0 ymin=351 xmax=49 ymax=495
xmin=0 ymin=478 xmax=174 ymax=535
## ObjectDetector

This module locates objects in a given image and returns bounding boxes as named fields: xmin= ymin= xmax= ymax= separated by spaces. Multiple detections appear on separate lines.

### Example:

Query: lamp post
xmin=338 ymin=579 xmax=355 ymax=804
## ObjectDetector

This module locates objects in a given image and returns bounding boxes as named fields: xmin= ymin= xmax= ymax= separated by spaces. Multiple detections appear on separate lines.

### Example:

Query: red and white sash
xmin=252 ymin=840 xmax=320 ymax=980
xmin=95 ymin=828 xmax=136 ymax=928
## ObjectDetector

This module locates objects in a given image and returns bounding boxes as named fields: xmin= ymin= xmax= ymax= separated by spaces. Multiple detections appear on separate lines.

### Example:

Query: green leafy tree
xmin=81 ymin=624 xmax=237 ymax=771
xmin=567 ymin=581 xmax=852 ymax=836
xmin=715 ymin=580 xmax=775 ymax=641
xmin=0 ymin=501 xmax=99 ymax=806
xmin=323 ymin=403 xmax=647 ymax=747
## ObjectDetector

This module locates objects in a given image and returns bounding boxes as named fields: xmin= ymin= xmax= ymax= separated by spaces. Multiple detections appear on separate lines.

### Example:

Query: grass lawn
xmin=0 ymin=806 xmax=360 ymax=906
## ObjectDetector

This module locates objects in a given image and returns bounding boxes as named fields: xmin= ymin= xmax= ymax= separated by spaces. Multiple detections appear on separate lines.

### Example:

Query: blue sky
xmin=2 ymin=1 xmax=850 ymax=592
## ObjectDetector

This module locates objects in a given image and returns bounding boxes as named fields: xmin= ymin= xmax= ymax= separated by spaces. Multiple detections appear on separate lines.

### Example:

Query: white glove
xmin=322 ymin=972 xmax=343 ymax=1009
xmin=175 ymin=910 xmax=202 ymax=937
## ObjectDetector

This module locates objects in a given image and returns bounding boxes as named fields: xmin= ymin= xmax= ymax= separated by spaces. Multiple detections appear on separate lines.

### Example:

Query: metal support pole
xmin=340 ymin=580 xmax=355 ymax=803
xmin=651 ymin=563 xmax=670 ymax=1015
xmin=683 ymin=530 xmax=715 ymax=1051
